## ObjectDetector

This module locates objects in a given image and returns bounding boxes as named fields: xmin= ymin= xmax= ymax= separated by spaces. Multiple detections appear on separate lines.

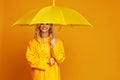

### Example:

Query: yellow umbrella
xmin=12 ymin=0 xmax=91 ymax=26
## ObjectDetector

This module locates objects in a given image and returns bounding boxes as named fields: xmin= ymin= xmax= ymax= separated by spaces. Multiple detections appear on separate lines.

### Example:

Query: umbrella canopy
xmin=13 ymin=0 xmax=91 ymax=26
xmin=13 ymin=6 xmax=91 ymax=26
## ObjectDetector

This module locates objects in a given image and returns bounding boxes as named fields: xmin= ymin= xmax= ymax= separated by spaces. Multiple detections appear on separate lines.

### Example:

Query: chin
xmin=42 ymin=30 xmax=49 ymax=33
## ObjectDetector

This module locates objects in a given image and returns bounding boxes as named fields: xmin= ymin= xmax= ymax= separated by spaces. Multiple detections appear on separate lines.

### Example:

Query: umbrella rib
xmin=58 ymin=7 xmax=66 ymax=25
xmin=30 ymin=8 xmax=43 ymax=24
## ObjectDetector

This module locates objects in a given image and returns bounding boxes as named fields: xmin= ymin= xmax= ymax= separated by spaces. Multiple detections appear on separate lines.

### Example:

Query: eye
xmin=40 ymin=24 xmax=43 ymax=25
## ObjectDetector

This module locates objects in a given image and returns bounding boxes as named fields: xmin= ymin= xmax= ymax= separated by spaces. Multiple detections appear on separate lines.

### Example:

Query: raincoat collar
xmin=37 ymin=36 xmax=50 ymax=43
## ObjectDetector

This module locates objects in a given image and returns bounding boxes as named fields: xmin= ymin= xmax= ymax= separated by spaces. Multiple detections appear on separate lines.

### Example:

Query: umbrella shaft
xmin=53 ymin=0 xmax=55 ymax=6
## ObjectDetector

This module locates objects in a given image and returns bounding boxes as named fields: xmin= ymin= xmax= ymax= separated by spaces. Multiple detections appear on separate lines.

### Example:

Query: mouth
xmin=42 ymin=27 xmax=48 ymax=30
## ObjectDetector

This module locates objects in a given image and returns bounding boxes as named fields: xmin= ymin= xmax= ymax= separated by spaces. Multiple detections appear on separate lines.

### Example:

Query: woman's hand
xmin=47 ymin=57 xmax=55 ymax=66
xmin=47 ymin=58 xmax=50 ymax=64
xmin=50 ymin=57 xmax=55 ymax=65
xmin=50 ymin=38 xmax=56 ymax=46
xmin=50 ymin=30 xmax=56 ymax=47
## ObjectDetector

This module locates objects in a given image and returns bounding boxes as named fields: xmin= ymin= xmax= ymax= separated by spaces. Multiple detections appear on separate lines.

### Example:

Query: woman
xmin=26 ymin=24 xmax=65 ymax=80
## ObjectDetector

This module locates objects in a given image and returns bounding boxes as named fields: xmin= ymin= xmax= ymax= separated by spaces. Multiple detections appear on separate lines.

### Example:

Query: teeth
xmin=43 ymin=28 xmax=47 ymax=29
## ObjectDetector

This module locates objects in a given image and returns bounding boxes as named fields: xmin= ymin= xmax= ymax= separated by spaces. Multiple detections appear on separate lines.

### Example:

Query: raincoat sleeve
xmin=51 ymin=39 xmax=65 ymax=64
xmin=26 ymin=39 xmax=47 ymax=70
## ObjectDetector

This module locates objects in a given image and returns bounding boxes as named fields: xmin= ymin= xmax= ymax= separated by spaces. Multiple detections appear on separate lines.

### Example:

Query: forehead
xmin=40 ymin=23 xmax=52 ymax=25
xmin=37 ymin=24 xmax=53 ymax=27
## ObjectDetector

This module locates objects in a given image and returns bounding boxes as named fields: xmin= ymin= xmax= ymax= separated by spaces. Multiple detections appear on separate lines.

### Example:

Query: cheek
xmin=47 ymin=26 xmax=51 ymax=30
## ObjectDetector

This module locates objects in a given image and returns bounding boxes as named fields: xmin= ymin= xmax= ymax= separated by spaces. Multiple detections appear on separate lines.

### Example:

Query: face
xmin=40 ymin=24 xmax=51 ymax=33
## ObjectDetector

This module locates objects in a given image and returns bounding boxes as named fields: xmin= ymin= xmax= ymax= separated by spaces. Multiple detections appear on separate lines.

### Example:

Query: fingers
xmin=47 ymin=57 xmax=56 ymax=66
xmin=50 ymin=57 xmax=55 ymax=65
xmin=47 ymin=58 xmax=50 ymax=64
xmin=50 ymin=38 xmax=56 ymax=46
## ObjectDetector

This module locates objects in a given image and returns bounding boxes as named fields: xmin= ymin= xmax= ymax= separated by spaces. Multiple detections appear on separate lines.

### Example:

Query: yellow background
xmin=1 ymin=0 xmax=120 ymax=80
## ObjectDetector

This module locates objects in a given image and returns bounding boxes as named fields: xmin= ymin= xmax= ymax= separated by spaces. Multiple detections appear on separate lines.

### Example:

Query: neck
xmin=41 ymin=32 xmax=49 ymax=38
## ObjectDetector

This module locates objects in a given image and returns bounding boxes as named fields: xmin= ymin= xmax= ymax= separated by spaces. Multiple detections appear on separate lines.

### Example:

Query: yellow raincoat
xmin=26 ymin=37 xmax=65 ymax=80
